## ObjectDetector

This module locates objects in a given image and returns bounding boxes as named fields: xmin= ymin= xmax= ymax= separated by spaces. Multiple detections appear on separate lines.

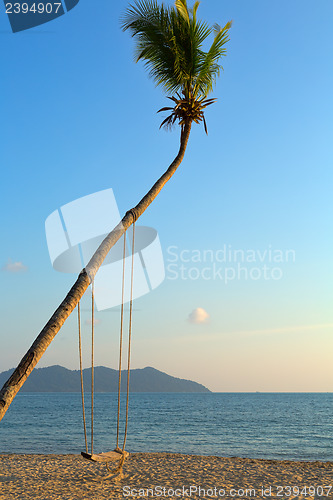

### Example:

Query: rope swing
xmin=77 ymin=221 xmax=136 ymax=476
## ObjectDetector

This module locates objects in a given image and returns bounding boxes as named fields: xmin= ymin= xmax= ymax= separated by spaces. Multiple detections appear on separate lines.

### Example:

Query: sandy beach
xmin=0 ymin=452 xmax=332 ymax=500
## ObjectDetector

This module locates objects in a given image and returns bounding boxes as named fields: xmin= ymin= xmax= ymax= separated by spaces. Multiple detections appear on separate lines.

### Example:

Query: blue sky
xmin=1 ymin=0 xmax=332 ymax=391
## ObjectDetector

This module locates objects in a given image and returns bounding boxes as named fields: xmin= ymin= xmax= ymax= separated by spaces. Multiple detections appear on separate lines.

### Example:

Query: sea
xmin=0 ymin=392 xmax=332 ymax=461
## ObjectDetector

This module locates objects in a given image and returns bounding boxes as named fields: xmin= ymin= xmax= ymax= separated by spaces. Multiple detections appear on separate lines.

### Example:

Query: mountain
xmin=0 ymin=366 xmax=210 ymax=393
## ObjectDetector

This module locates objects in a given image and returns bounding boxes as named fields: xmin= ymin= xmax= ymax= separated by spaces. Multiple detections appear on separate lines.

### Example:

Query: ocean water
xmin=0 ymin=392 xmax=332 ymax=461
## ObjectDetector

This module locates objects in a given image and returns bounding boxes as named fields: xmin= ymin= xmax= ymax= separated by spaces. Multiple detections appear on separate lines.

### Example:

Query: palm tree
xmin=0 ymin=0 xmax=231 ymax=421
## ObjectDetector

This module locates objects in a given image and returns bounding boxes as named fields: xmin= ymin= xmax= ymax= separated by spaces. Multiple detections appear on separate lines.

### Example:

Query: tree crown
xmin=122 ymin=0 xmax=232 ymax=131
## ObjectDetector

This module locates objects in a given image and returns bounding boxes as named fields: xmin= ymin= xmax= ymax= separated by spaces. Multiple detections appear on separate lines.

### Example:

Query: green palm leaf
xmin=122 ymin=0 xmax=231 ymax=132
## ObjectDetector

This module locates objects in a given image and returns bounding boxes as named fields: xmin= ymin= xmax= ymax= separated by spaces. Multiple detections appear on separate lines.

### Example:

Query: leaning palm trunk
xmin=0 ymin=121 xmax=191 ymax=422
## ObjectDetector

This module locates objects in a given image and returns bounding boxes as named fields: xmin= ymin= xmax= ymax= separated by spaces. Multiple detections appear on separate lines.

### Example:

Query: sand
xmin=0 ymin=453 xmax=332 ymax=500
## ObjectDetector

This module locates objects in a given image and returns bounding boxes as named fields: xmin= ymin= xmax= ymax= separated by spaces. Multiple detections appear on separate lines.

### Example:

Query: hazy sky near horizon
xmin=1 ymin=0 xmax=332 ymax=392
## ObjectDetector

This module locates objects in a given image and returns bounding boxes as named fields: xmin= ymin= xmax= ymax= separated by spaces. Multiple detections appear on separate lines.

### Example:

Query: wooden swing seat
xmin=81 ymin=449 xmax=129 ymax=463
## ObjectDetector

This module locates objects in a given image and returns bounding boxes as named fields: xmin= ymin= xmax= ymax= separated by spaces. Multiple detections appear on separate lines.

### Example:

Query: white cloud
xmin=2 ymin=258 xmax=28 ymax=273
xmin=188 ymin=307 xmax=210 ymax=324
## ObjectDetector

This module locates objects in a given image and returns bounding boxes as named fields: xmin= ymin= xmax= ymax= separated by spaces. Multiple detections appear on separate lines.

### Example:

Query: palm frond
xmin=122 ymin=0 xmax=232 ymax=133
xmin=194 ymin=21 xmax=232 ymax=96
xmin=175 ymin=0 xmax=190 ymax=24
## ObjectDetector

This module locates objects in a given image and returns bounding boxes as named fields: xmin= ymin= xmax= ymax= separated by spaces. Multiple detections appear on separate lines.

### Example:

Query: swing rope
xmin=116 ymin=232 xmax=127 ymax=449
xmin=78 ymin=302 xmax=88 ymax=454
xmin=77 ymin=281 xmax=96 ymax=457
xmin=122 ymin=221 xmax=135 ymax=451
xmin=91 ymin=280 xmax=95 ymax=455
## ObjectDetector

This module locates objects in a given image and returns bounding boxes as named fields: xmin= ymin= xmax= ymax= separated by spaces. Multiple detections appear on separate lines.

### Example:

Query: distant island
xmin=0 ymin=366 xmax=210 ymax=393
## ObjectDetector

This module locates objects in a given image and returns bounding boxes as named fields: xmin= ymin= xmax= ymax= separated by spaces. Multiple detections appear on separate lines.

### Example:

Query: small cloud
xmin=2 ymin=258 xmax=28 ymax=273
xmin=85 ymin=318 xmax=101 ymax=326
xmin=188 ymin=307 xmax=209 ymax=324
